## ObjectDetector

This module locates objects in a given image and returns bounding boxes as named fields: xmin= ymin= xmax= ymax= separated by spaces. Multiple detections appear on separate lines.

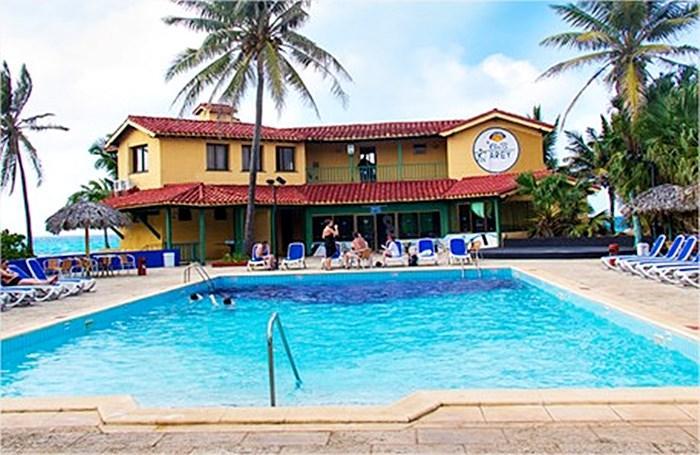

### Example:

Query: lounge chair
xmin=384 ymin=240 xmax=406 ymax=267
xmin=448 ymin=237 xmax=470 ymax=265
xmin=675 ymin=268 xmax=700 ymax=288
xmin=26 ymin=258 xmax=96 ymax=293
xmin=281 ymin=242 xmax=306 ymax=269
xmin=600 ymin=234 xmax=666 ymax=271
xmin=656 ymin=258 xmax=700 ymax=284
xmin=0 ymin=288 xmax=36 ymax=310
xmin=618 ymin=234 xmax=685 ymax=273
xmin=636 ymin=238 xmax=698 ymax=279
xmin=7 ymin=265 xmax=69 ymax=300
xmin=416 ymin=238 xmax=438 ymax=266
xmin=247 ymin=243 xmax=271 ymax=271
xmin=628 ymin=235 xmax=695 ymax=276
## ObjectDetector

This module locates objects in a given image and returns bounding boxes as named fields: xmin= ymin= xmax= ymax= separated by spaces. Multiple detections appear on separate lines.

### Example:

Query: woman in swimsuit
xmin=321 ymin=219 xmax=339 ymax=270
xmin=1 ymin=260 xmax=58 ymax=286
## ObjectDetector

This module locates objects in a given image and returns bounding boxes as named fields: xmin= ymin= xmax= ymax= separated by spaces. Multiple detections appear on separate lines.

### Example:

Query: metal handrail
xmin=183 ymin=263 xmax=216 ymax=293
xmin=267 ymin=312 xmax=302 ymax=407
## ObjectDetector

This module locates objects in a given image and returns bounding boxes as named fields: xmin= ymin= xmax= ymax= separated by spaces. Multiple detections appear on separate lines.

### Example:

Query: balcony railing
xmin=306 ymin=163 xmax=448 ymax=184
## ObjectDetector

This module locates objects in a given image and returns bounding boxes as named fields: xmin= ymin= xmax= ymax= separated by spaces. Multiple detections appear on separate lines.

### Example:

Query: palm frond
xmin=549 ymin=3 xmax=614 ymax=34
xmin=17 ymin=132 xmax=43 ymax=185
xmin=559 ymin=64 xmax=611 ymax=128
xmin=262 ymin=42 xmax=287 ymax=113
xmin=538 ymin=51 xmax=612 ymax=79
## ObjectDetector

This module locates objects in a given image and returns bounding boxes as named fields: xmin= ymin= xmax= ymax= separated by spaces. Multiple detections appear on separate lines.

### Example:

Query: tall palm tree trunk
xmin=15 ymin=143 xmax=34 ymax=256
xmin=243 ymin=58 xmax=265 ymax=255
xmin=608 ymin=185 xmax=616 ymax=234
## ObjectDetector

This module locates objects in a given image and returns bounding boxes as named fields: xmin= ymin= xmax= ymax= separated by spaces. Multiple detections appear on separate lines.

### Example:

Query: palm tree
xmin=87 ymin=135 xmax=117 ymax=180
xmin=540 ymin=1 xmax=698 ymax=124
xmin=563 ymin=117 xmax=618 ymax=233
xmin=67 ymin=178 xmax=114 ymax=248
xmin=164 ymin=0 xmax=351 ymax=254
xmin=1 ymin=61 xmax=68 ymax=255
xmin=529 ymin=105 xmax=559 ymax=170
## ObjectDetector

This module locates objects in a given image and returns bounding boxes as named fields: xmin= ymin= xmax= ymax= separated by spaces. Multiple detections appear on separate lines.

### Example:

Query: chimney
xmin=192 ymin=103 xmax=239 ymax=122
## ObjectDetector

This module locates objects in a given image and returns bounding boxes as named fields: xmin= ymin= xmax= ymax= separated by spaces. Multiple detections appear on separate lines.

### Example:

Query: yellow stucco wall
xmin=446 ymin=119 xmax=545 ymax=179
xmin=116 ymin=129 xmax=162 ymax=189
xmin=306 ymin=139 xmax=446 ymax=168
xmin=119 ymin=211 xmax=164 ymax=251
xmin=253 ymin=208 xmax=271 ymax=244
xmin=159 ymin=138 xmax=306 ymax=186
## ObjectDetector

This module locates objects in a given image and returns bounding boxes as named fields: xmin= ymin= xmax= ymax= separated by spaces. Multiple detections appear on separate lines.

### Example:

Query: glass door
xmin=358 ymin=146 xmax=377 ymax=182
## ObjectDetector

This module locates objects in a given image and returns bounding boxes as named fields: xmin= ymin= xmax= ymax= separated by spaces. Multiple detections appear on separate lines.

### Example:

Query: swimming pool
xmin=1 ymin=268 xmax=698 ymax=407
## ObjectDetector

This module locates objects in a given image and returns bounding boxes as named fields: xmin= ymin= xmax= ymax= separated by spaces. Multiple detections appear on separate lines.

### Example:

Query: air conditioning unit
xmin=113 ymin=179 xmax=133 ymax=192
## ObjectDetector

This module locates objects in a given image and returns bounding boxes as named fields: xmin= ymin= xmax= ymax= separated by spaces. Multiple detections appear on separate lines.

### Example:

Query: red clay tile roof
xmin=127 ymin=116 xmax=302 ymax=142
xmin=285 ymin=120 xmax=468 ymax=141
xmin=114 ymin=109 xmax=555 ymax=145
xmin=105 ymin=171 xmax=548 ymax=209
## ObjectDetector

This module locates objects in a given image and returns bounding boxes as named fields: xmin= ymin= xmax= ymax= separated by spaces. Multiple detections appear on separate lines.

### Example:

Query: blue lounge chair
xmin=674 ymin=268 xmax=700 ymax=288
xmin=600 ymin=234 xmax=666 ymax=271
xmin=627 ymin=235 xmax=694 ymax=276
xmin=655 ymin=257 xmax=700 ymax=283
xmin=636 ymin=237 xmax=698 ymax=278
xmin=281 ymin=242 xmax=306 ymax=269
xmin=6 ymin=265 xmax=68 ymax=300
xmin=247 ymin=243 xmax=271 ymax=271
xmin=448 ymin=237 xmax=470 ymax=265
xmin=618 ymin=234 xmax=685 ymax=273
xmin=416 ymin=238 xmax=438 ymax=266
xmin=26 ymin=258 xmax=96 ymax=293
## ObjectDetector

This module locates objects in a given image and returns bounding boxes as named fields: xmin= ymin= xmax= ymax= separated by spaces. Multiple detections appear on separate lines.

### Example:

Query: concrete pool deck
xmin=1 ymin=259 xmax=698 ymax=453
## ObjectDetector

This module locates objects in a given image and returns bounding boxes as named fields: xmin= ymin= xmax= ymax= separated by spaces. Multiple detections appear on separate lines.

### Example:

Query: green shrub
xmin=1 ymin=229 xmax=31 ymax=260
xmin=220 ymin=252 xmax=248 ymax=262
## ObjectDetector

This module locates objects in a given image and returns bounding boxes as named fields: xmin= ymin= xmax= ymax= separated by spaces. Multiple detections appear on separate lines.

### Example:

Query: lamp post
xmin=266 ymin=176 xmax=287 ymax=257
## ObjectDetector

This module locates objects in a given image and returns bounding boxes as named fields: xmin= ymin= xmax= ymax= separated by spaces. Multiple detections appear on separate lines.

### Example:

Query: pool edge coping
xmin=1 ymin=387 xmax=698 ymax=425
xmin=3 ymin=264 xmax=697 ymax=342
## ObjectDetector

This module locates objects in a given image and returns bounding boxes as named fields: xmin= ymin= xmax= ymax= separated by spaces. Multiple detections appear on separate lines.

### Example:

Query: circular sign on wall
xmin=472 ymin=128 xmax=520 ymax=173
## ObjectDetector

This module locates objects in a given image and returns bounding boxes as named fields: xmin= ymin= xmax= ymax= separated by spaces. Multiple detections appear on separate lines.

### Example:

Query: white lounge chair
xmin=631 ymin=236 xmax=695 ymax=277
xmin=600 ymin=234 xmax=666 ymax=271
xmin=0 ymin=288 xmax=36 ymax=310
xmin=416 ymin=238 xmax=438 ymax=266
xmin=247 ymin=243 xmax=271 ymax=271
xmin=618 ymin=234 xmax=685 ymax=273
xmin=448 ymin=237 xmax=471 ymax=265
xmin=281 ymin=242 xmax=306 ymax=269
xmin=26 ymin=258 xmax=95 ymax=294
xmin=383 ymin=240 xmax=406 ymax=267
xmin=8 ymin=265 xmax=70 ymax=300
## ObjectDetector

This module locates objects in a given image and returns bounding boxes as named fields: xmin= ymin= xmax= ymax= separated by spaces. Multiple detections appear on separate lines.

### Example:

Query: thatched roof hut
xmin=46 ymin=201 xmax=130 ymax=256
xmin=627 ymin=184 xmax=699 ymax=215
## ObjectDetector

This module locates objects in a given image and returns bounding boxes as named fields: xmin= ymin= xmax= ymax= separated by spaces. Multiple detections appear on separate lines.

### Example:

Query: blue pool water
xmin=1 ymin=269 xmax=697 ymax=407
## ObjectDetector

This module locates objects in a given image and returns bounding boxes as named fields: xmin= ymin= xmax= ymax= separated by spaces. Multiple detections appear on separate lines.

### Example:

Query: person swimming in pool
xmin=0 ymin=260 xmax=58 ymax=286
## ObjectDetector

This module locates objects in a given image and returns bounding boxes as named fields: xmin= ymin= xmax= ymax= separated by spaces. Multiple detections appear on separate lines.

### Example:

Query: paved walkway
xmin=2 ymin=402 xmax=698 ymax=454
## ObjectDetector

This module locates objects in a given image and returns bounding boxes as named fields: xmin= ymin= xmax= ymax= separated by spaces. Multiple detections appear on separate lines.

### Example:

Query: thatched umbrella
xmin=627 ymin=184 xmax=698 ymax=215
xmin=46 ymin=201 xmax=130 ymax=256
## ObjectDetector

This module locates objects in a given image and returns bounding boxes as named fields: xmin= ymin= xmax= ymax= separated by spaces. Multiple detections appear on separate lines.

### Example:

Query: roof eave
xmin=439 ymin=111 xmax=555 ymax=137
xmin=105 ymin=119 xmax=158 ymax=149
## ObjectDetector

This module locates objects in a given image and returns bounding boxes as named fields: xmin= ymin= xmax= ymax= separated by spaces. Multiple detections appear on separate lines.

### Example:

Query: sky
xmin=1 ymin=0 xmax=695 ymax=236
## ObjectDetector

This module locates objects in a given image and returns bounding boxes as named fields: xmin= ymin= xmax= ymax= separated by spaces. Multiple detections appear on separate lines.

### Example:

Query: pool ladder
xmin=267 ymin=312 xmax=302 ymax=406
xmin=183 ymin=263 xmax=217 ymax=293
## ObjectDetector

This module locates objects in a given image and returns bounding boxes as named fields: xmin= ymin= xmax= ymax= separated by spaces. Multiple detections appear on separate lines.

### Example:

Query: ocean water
xmin=34 ymin=235 xmax=121 ymax=256
xmin=2 ymin=269 xmax=696 ymax=407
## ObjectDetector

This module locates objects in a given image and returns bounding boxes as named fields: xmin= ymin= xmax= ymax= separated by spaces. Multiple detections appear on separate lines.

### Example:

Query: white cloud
xmin=0 ymin=0 xmax=616 ymax=237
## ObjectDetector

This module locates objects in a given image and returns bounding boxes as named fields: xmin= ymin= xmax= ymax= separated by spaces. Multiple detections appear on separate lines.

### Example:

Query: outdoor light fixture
xmin=346 ymin=144 xmax=355 ymax=156
xmin=276 ymin=176 xmax=287 ymax=185
xmin=266 ymin=178 xmax=275 ymax=186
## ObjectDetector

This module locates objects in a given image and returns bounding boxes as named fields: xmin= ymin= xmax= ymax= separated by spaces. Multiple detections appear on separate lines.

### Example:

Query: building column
xmin=494 ymin=197 xmax=502 ymax=247
xmin=164 ymin=207 xmax=173 ymax=249
xmin=198 ymin=208 xmax=206 ymax=264
xmin=304 ymin=209 xmax=314 ymax=250
xmin=397 ymin=142 xmax=403 ymax=180
xmin=438 ymin=203 xmax=449 ymax=237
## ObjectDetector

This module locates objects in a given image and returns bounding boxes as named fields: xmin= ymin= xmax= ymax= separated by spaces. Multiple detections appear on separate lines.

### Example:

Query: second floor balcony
xmin=306 ymin=162 xmax=448 ymax=184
